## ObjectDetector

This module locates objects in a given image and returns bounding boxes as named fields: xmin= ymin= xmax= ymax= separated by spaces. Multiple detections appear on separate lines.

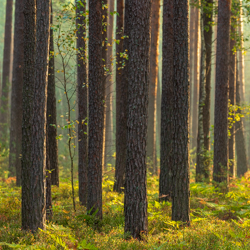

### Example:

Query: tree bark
xmin=114 ymin=0 xmax=125 ymax=193
xmin=213 ymin=0 xmax=231 ymax=189
xmin=9 ymin=0 xmax=24 ymax=186
xmin=171 ymin=0 xmax=190 ymax=224
xmin=30 ymin=0 xmax=50 ymax=231
xmin=88 ymin=0 xmax=104 ymax=219
xmin=0 ymin=0 xmax=13 ymax=144
xmin=147 ymin=0 xmax=160 ymax=175
xmin=159 ymin=0 xmax=174 ymax=202
xmin=124 ymin=0 xmax=151 ymax=239
xmin=21 ymin=0 xmax=36 ymax=231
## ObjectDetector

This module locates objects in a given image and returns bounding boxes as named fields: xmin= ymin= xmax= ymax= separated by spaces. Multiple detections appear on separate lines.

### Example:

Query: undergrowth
xmin=0 ymin=173 xmax=250 ymax=249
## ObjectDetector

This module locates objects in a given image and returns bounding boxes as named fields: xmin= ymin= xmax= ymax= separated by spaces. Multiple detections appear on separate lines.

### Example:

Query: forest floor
xmin=1 ymin=172 xmax=250 ymax=249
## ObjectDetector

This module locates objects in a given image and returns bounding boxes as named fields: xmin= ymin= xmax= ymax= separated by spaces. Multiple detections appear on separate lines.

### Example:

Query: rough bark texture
xmin=147 ymin=0 xmax=160 ymax=175
xmin=228 ymin=24 xmax=236 ymax=178
xmin=196 ymin=6 xmax=208 ymax=182
xmin=48 ymin=3 xmax=59 ymax=186
xmin=114 ymin=0 xmax=125 ymax=193
xmin=21 ymin=0 xmax=36 ymax=231
xmin=30 ymin=0 xmax=50 ymax=231
xmin=0 ymin=0 xmax=13 ymax=143
xmin=9 ymin=0 xmax=24 ymax=186
xmin=159 ymin=0 xmax=174 ymax=202
xmin=171 ymin=0 xmax=190 ymax=224
xmin=124 ymin=0 xmax=151 ymax=239
xmin=235 ymin=68 xmax=248 ymax=177
xmin=76 ymin=0 xmax=88 ymax=205
xmin=213 ymin=0 xmax=231 ymax=188
xmin=88 ymin=0 xmax=104 ymax=219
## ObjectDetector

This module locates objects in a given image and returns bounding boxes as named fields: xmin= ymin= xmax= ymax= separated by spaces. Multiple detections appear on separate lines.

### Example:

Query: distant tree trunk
xmin=21 ymin=0 xmax=36 ymax=231
xmin=114 ymin=0 xmax=125 ymax=193
xmin=124 ymin=0 xmax=151 ymax=239
xmin=191 ymin=6 xmax=200 ymax=149
xmin=213 ymin=0 xmax=231 ymax=189
xmin=9 ymin=0 xmax=24 ymax=186
xmin=235 ymin=66 xmax=248 ymax=177
xmin=196 ymin=5 xmax=208 ymax=182
xmin=228 ymin=23 xmax=236 ymax=178
xmin=48 ymin=2 xmax=59 ymax=186
xmin=171 ymin=0 xmax=190 ymax=224
xmin=159 ymin=0 xmax=174 ymax=202
xmin=0 ymin=0 xmax=13 ymax=144
xmin=88 ymin=0 xmax=104 ymax=219
xmin=147 ymin=0 xmax=160 ymax=175
xmin=76 ymin=0 xmax=87 ymax=206
xmin=30 ymin=0 xmax=50 ymax=231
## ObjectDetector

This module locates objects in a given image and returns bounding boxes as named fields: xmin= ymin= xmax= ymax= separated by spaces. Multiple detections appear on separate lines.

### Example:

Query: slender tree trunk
xmin=147 ymin=0 xmax=160 ymax=175
xmin=159 ymin=0 xmax=174 ymax=202
xmin=76 ymin=0 xmax=88 ymax=206
xmin=0 ymin=0 xmax=13 ymax=144
xmin=88 ymin=0 xmax=104 ymax=219
xmin=9 ymin=0 xmax=24 ymax=186
xmin=124 ymin=0 xmax=151 ymax=239
xmin=48 ymin=2 xmax=59 ymax=186
xmin=213 ymin=0 xmax=231 ymax=190
xmin=171 ymin=0 xmax=190 ymax=224
xmin=196 ymin=4 xmax=208 ymax=182
xmin=114 ymin=0 xmax=125 ymax=193
xmin=21 ymin=0 xmax=36 ymax=231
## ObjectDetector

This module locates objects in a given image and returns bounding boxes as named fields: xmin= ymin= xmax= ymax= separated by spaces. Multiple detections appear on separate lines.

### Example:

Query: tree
xmin=124 ymin=0 xmax=151 ymax=239
xmin=147 ymin=0 xmax=160 ymax=175
xmin=21 ymin=0 xmax=36 ymax=230
xmin=30 ymin=0 xmax=51 ymax=231
xmin=76 ymin=0 xmax=88 ymax=205
xmin=0 ymin=0 xmax=13 ymax=143
xmin=213 ymin=0 xmax=231 ymax=189
xmin=9 ymin=0 xmax=24 ymax=186
xmin=114 ymin=0 xmax=125 ymax=193
xmin=159 ymin=0 xmax=174 ymax=202
xmin=171 ymin=0 xmax=190 ymax=224
xmin=88 ymin=0 xmax=104 ymax=219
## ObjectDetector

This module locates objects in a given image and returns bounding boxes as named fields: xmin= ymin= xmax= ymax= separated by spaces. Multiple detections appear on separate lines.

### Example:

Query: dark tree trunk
xmin=76 ymin=0 xmax=88 ymax=206
xmin=228 ymin=23 xmax=236 ymax=178
xmin=235 ymin=67 xmax=248 ymax=177
xmin=21 ymin=0 xmax=36 ymax=231
xmin=30 ymin=0 xmax=50 ymax=231
xmin=0 ymin=0 xmax=13 ymax=143
xmin=147 ymin=0 xmax=160 ymax=175
xmin=88 ymin=0 xmax=104 ymax=219
xmin=9 ymin=0 xmax=24 ymax=186
xmin=124 ymin=0 xmax=151 ymax=239
xmin=114 ymin=0 xmax=125 ymax=193
xmin=171 ymin=0 xmax=190 ymax=224
xmin=213 ymin=0 xmax=231 ymax=189
xmin=47 ymin=2 xmax=59 ymax=186
xmin=159 ymin=0 xmax=174 ymax=202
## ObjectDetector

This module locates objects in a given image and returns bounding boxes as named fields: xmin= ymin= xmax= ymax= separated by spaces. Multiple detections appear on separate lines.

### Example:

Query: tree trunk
xmin=213 ymin=0 xmax=231 ymax=189
xmin=21 ymin=0 xmax=36 ymax=231
xmin=9 ymin=0 xmax=24 ymax=186
xmin=159 ymin=0 xmax=174 ymax=202
xmin=76 ymin=0 xmax=88 ymax=206
xmin=124 ymin=0 xmax=151 ymax=239
xmin=30 ymin=0 xmax=50 ymax=231
xmin=0 ymin=0 xmax=13 ymax=144
xmin=48 ymin=2 xmax=59 ymax=186
xmin=88 ymin=0 xmax=104 ymax=219
xmin=147 ymin=0 xmax=160 ymax=175
xmin=114 ymin=0 xmax=125 ymax=193
xmin=171 ymin=0 xmax=190 ymax=224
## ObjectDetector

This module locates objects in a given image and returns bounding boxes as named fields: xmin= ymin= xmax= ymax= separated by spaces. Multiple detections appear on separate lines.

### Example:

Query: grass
xmin=0 ymin=172 xmax=250 ymax=249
